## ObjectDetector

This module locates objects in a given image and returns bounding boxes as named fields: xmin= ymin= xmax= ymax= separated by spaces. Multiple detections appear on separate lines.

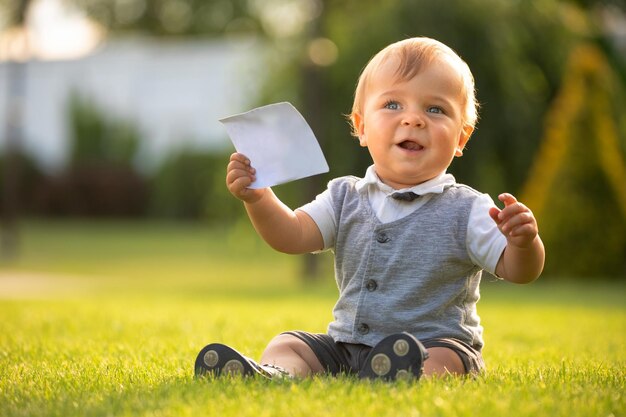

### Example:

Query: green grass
xmin=0 ymin=220 xmax=624 ymax=417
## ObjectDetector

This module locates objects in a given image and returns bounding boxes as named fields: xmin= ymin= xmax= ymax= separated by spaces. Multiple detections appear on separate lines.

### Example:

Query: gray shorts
xmin=283 ymin=331 xmax=485 ymax=376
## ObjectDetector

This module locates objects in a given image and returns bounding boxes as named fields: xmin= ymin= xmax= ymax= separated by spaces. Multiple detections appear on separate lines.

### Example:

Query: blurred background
xmin=0 ymin=0 xmax=624 ymax=282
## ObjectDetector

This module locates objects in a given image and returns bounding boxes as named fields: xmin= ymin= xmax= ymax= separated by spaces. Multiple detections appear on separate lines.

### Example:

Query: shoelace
xmin=260 ymin=363 xmax=292 ymax=378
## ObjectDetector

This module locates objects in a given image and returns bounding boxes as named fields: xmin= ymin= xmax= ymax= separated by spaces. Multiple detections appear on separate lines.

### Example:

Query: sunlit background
xmin=0 ymin=0 xmax=625 ymax=282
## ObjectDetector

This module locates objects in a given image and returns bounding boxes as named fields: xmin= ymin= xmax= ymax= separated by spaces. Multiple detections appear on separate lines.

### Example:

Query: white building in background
xmin=0 ymin=35 xmax=263 ymax=173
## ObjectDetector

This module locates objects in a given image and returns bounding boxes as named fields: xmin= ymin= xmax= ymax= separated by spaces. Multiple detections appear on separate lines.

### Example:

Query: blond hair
xmin=349 ymin=37 xmax=479 ymax=136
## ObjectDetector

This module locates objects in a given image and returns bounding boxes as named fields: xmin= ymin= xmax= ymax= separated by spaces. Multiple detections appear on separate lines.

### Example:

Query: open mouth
xmin=398 ymin=140 xmax=424 ymax=151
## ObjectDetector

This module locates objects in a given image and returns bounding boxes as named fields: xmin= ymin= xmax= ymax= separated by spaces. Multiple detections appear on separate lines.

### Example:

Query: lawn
xmin=0 ymin=220 xmax=624 ymax=417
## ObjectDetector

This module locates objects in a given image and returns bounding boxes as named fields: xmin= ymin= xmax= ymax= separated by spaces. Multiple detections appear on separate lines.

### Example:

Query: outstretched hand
xmin=489 ymin=193 xmax=539 ymax=249
xmin=226 ymin=153 xmax=266 ymax=203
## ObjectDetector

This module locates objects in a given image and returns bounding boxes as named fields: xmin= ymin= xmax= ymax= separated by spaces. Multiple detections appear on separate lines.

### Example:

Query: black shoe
xmin=194 ymin=343 xmax=290 ymax=379
xmin=358 ymin=332 xmax=428 ymax=381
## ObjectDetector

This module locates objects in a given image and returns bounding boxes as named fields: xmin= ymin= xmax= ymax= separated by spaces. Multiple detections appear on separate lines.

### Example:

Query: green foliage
xmin=69 ymin=0 xmax=261 ymax=37
xmin=28 ymin=93 xmax=150 ymax=217
xmin=149 ymin=149 xmax=243 ymax=222
xmin=64 ymin=95 xmax=248 ymax=221
xmin=522 ymin=45 xmax=626 ymax=278
xmin=539 ymin=119 xmax=626 ymax=276
xmin=68 ymin=93 xmax=141 ymax=167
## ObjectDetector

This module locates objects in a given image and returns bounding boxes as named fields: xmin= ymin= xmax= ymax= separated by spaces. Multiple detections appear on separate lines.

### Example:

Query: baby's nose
xmin=401 ymin=113 xmax=425 ymax=127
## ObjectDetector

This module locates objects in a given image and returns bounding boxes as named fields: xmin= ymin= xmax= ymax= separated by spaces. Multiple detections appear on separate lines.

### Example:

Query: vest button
xmin=357 ymin=323 xmax=370 ymax=335
xmin=376 ymin=232 xmax=390 ymax=243
xmin=366 ymin=279 xmax=378 ymax=292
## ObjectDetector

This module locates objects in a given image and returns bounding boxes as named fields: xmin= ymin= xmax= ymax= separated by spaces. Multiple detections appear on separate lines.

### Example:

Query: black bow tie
xmin=391 ymin=191 xmax=420 ymax=202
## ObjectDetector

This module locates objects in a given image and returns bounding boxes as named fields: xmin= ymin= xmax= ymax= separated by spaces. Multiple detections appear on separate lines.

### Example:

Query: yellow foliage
xmin=522 ymin=43 xmax=626 ymax=220
xmin=521 ymin=43 xmax=626 ymax=277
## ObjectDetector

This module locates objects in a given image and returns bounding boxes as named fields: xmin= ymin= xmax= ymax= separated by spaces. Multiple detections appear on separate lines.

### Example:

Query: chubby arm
xmin=489 ymin=193 xmax=545 ymax=284
xmin=226 ymin=153 xmax=324 ymax=254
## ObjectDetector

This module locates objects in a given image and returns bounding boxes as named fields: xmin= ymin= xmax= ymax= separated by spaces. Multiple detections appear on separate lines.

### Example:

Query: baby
xmin=195 ymin=37 xmax=545 ymax=380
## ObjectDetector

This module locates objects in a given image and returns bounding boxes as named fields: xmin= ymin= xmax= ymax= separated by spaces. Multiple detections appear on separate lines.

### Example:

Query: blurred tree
xmin=299 ymin=1 xmax=326 ymax=279
xmin=66 ymin=0 xmax=262 ymax=37
xmin=0 ymin=0 xmax=31 ymax=261
xmin=68 ymin=93 xmax=140 ymax=166
xmin=149 ymin=149 xmax=242 ymax=222
xmin=35 ymin=93 xmax=149 ymax=217
xmin=522 ymin=44 xmax=626 ymax=278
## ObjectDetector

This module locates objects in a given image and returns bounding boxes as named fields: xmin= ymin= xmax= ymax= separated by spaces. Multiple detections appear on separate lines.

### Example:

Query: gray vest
xmin=327 ymin=176 xmax=485 ymax=349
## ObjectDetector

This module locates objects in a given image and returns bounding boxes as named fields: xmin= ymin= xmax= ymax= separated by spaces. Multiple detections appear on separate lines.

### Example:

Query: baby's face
xmin=353 ymin=57 xmax=473 ymax=189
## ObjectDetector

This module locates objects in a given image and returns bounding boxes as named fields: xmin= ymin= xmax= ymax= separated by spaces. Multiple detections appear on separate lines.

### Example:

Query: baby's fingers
xmin=228 ymin=153 xmax=255 ymax=172
xmin=227 ymin=160 xmax=256 ymax=178
xmin=491 ymin=192 xmax=539 ymax=246
xmin=226 ymin=152 xmax=259 ymax=198
xmin=500 ymin=211 xmax=536 ymax=235
xmin=507 ymin=222 xmax=537 ymax=238
xmin=488 ymin=206 xmax=502 ymax=224
xmin=227 ymin=153 xmax=255 ymax=179
xmin=498 ymin=193 xmax=518 ymax=208
xmin=229 ymin=152 xmax=251 ymax=165
xmin=496 ymin=196 xmax=530 ymax=223
xmin=226 ymin=168 xmax=254 ymax=189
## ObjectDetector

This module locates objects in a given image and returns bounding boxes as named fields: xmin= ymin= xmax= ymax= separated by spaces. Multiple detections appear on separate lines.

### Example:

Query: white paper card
xmin=219 ymin=102 xmax=329 ymax=189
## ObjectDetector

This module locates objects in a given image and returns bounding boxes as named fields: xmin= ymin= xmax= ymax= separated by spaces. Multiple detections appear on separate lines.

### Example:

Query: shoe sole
xmin=194 ymin=343 xmax=256 ymax=377
xmin=358 ymin=332 xmax=428 ymax=381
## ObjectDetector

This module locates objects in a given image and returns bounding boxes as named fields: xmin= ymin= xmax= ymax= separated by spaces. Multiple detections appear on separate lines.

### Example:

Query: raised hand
xmin=226 ymin=153 xmax=266 ymax=203
xmin=488 ymin=193 xmax=539 ymax=249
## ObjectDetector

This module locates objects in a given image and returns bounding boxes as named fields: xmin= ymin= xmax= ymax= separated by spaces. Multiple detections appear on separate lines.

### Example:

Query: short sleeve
xmin=297 ymin=188 xmax=337 ymax=251
xmin=466 ymin=193 xmax=507 ymax=276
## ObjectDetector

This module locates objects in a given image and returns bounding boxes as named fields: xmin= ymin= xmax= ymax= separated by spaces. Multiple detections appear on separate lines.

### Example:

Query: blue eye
xmin=427 ymin=106 xmax=443 ymax=114
xmin=384 ymin=101 xmax=400 ymax=110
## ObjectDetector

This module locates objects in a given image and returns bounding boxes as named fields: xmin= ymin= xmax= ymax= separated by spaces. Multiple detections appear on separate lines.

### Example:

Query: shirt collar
xmin=355 ymin=165 xmax=456 ymax=196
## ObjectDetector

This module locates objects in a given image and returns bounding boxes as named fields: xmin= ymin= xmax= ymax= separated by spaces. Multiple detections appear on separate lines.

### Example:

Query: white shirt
xmin=298 ymin=165 xmax=507 ymax=275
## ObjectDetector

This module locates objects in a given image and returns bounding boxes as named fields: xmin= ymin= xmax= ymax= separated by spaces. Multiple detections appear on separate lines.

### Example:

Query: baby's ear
xmin=455 ymin=125 xmax=474 ymax=156
xmin=351 ymin=112 xmax=368 ymax=147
